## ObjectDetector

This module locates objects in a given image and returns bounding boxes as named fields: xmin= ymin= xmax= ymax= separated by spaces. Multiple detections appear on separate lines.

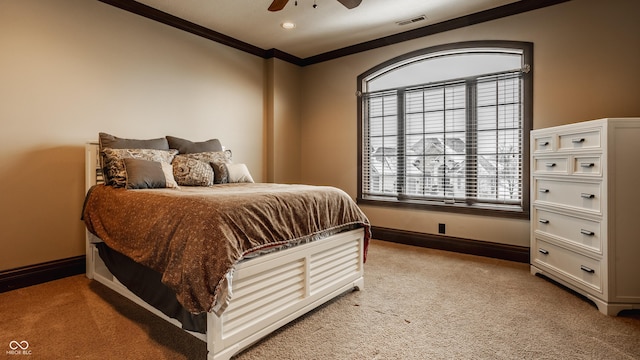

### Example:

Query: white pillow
xmin=161 ymin=162 xmax=180 ymax=188
xmin=225 ymin=163 xmax=254 ymax=183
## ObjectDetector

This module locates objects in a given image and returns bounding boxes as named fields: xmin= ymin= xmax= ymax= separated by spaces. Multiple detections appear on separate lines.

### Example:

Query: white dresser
xmin=530 ymin=117 xmax=640 ymax=315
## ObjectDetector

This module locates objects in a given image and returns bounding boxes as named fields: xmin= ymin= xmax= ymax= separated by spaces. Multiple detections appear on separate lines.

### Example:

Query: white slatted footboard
xmin=208 ymin=229 xmax=364 ymax=360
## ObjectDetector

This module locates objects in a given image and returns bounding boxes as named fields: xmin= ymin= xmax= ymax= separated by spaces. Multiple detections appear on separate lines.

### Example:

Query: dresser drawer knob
xmin=580 ymin=265 xmax=595 ymax=274
xmin=538 ymin=219 xmax=549 ymax=224
xmin=580 ymin=229 xmax=595 ymax=236
xmin=580 ymin=162 xmax=595 ymax=168
xmin=581 ymin=193 xmax=595 ymax=199
xmin=545 ymin=162 xmax=557 ymax=168
xmin=572 ymin=138 xmax=586 ymax=144
xmin=539 ymin=188 xmax=549 ymax=193
xmin=540 ymin=141 xmax=549 ymax=146
xmin=538 ymin=248 xmax=549 ymax=255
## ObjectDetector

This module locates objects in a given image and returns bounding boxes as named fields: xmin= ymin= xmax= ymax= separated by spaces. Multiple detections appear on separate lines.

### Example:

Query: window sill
xmin=357 ymin=197 xmax=530 ymax=220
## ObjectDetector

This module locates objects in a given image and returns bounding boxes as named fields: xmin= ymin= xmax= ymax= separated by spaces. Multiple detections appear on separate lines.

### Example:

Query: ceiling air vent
xmin=396 ymin=15 xmax=426 ymax=26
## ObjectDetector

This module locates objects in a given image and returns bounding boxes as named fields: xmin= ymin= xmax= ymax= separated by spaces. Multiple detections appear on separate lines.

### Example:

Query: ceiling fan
xmin=268 ymin=0 xmax=362 ymax=11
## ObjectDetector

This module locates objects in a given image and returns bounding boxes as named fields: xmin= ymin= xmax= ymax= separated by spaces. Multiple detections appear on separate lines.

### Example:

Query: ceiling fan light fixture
xmin=281 ymin=22 xmax=296 ymax=29
xmin=269 ymin=0 xmax=361 ymax=11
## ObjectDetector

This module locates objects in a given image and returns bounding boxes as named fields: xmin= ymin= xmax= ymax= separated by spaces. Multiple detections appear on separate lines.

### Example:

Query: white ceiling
xmin=135 ymin=0 xmax=520 ymax=59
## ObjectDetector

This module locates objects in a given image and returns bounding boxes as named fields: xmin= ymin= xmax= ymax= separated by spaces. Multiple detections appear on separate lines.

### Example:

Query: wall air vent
xmin=396 ymin=15 xmax=426 ymax=26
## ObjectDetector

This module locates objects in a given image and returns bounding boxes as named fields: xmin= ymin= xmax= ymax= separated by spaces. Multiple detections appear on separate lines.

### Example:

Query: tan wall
xmin=0 ymin=1 xmax=265 ymax=271
xmin=265 ymin=58 xmax=302 ymax=183
xmin=3 ymin=0 xmax=639 ymax=271
xmin=299 ymin=0 xmax=640 ymax=247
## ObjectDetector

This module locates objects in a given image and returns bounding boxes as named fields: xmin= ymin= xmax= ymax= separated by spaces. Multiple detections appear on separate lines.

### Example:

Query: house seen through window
xmin=357 ymin=41 xmax=532 ymax=218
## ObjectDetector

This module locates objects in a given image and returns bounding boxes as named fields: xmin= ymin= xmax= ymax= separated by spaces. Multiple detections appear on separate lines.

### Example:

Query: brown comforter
xmin=83 ymin=183 xmax=370 ymax=315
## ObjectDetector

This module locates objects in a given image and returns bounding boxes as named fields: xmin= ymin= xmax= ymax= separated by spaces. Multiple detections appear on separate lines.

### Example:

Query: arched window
xmin=357 ymin=41 xmax=532 ymax=218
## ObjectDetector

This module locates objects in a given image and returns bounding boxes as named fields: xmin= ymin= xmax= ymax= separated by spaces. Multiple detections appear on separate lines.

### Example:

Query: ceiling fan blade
xmin=337 ymin=0 xmax=362 ymax=9
xmin=268 ymin=0 xmax=289 ymax=11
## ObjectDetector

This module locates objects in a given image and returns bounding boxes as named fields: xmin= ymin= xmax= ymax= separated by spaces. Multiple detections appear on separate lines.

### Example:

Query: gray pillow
xmin=123 ymin=158 xmax=179 ymax=189
xmin=99 ymin=132 xmax=169 ymax=151
xmin=166 ymin=136 xmax=223 ymax=154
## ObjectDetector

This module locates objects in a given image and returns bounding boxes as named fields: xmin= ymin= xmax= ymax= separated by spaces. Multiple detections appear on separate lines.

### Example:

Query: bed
xmin=82 ymin=138 xmax=370 ymax=360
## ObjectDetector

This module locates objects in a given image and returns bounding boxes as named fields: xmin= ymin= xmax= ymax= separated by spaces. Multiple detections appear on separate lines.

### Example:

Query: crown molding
xmin=97 ymin=0 xmax=271 ymax=59
xmin=302 ymin=0 xmax=570 ymax=65
xmin=98 ymin=0 xmax=570 ymax=66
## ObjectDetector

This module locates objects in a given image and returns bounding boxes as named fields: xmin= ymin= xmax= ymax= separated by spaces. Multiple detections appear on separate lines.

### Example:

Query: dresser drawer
xmin=533 ymin=157 xmax=568 ymax=175
xmin=532 ymin=238 xmax=602 ymax=292
xmin=534 ymin=208 xmax=602 ymax=253
xmin=558 ymin=129 xmax=601 ymax=151
xmin=572 ymin=155 xmax=602 ymax=176
xmin=534 ymin=179 xmax=601 ymax=213
xmin=533 ymin=135 xmax=554 ymax=153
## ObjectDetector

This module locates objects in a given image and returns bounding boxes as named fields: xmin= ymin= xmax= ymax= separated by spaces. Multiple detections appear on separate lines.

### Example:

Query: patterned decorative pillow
xmin=210 ymin=161 xmax=229 ymax=184
xmin=172 ymin=156 xmax=214 ymax=186
xmin=102 ymin=148 xmax=178 ymax=187
xmin=98 ymin=133 xmax=170 ymax=179
xmin=179 ymin=151 xmax=233 ymax=184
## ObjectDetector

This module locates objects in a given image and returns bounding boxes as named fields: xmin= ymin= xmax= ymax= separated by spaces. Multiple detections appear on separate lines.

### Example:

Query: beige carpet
xmin=1 ymin=240 xmax=638 ymax=359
